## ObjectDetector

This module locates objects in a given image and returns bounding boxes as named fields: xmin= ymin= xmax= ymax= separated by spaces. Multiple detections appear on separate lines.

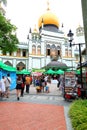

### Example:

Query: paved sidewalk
xmin=0 ymin=83 xmax=73 ymax=130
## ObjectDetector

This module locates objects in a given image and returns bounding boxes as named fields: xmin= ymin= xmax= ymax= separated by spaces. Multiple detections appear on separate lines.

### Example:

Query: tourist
xmin=0 ymin=76 xmax=6 ymax=97
xmin=45 ymin=79 xmax=51 ymax=93
xmin=5 ymin=73 xmax=11 ymax=98
xmin=21 ymin=75 xmax=25 ymax=97
xmin=16 ymin=75 xmax=22 ymax=100
xmin=25 ymin=75 xmax=31 ymax=93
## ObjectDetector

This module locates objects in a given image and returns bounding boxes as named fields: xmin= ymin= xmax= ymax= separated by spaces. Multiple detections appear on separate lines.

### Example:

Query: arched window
xmin=4 ymin=61 xmax=13 ymax=66
xmin=57 ymin=46 xmax=61 ymax=56
xmin=47 ymin=44 xmax=50 ymax=56
xmin=17 ymin=49 xmax=20 ymax=57
xmin=51 ymin=44 xmax=56 ymax=49
xmin=37 ymin=45 xmax=41 ymax=55
xmin=57 ymin=46 xmax=61 ymax=50
xmin=65 ymin=48 xmax=68 ymax=56
xmin=32 ymin=45 xmax=36 ymax=55
xmin=69 ymin=49 xmax=72 ymax=57
xmin=16 ymin=62 xmax=25 ymax=70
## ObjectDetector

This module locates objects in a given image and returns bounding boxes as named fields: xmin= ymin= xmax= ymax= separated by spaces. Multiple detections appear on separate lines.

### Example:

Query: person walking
xmin=5 ymin=73 xmax=11 ymax=98
xmin=21 ymin=75 xmax=25 ymax=97
xmin=16 ymin=75 xmax=22 ymax=100
xmin=45 ymin=79 xmax=51 ymax=93
xmin=25 ymin=75 xmax=31 ymax=93
xmin=41 ymin=76 xmax=45 ymax=92
xmin=0 ymin=76 xmax=6 ymax=97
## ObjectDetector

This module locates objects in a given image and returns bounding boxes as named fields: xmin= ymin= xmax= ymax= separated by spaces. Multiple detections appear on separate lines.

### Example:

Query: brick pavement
xmin=0 ymin=83 xmax=72 ymax=130
xmin=0 ymin=102 xmax=67 ymax=130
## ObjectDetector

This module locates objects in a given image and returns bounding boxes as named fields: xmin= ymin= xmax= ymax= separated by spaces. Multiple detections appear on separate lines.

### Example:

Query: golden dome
xmin=38 ymin=10 xmax=59 ymax=29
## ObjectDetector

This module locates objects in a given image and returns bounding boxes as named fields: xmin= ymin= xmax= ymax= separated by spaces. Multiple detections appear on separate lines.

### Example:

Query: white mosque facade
xmin=0 ymin=2 xmax=85 ymax=71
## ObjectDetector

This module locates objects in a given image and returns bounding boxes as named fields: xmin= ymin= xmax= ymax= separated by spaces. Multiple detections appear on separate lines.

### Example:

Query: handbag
xmin=21 ymin=83 xmax=25 ymax=88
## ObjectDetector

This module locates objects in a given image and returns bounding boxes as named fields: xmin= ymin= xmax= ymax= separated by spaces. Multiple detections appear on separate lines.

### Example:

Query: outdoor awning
xmin=0 ymin=61 xmax=16 ymax=72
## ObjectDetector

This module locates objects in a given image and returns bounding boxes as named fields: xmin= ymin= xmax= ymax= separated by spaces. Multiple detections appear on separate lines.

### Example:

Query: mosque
xmin=0 ymin=1 xmax=85 ymax=71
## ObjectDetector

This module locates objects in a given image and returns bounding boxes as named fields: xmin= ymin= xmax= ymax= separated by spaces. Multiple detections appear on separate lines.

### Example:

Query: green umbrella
xmin=75 ymin=70 xmax=80 ymax=75
xmin=55 ymin=69 xmax=64 ymax=74
xmin=16 ymin=69 xmax=31 ymax=75
xmin=21 ymin=69 xmax=31 ymax=74
xmin=45 ymin=69 xmax=55 ymax=75
xmin=16 ymin=70 xmax=23 ymax=74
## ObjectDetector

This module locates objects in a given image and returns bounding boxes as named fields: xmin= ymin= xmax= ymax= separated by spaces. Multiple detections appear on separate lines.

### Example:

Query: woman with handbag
xmin=16 ymin=75 xmax=23 ymax=100
xmin=21 ymin=75 xmax=25 ymax=97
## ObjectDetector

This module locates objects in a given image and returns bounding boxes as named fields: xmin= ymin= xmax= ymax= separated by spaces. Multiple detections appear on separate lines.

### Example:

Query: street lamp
xmin=27 ymin=28 xmax=31 ymax=71
xmin=27 ymin=34 xmax=29 ymax=71
xmin=67 ymin=29 xmax=74 ymax=69
xmin=67 ymin=29 xmax=85 ymax=98
xmin=67 ymin=29 xmax=74 ymax=47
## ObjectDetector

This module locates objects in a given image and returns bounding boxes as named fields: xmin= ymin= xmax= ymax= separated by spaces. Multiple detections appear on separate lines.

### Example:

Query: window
xmin=23 ymin=50 xmax=26 ymax=57
xmin=58 ymin=50 xmax=60 ymax=55
xmin=32 ymin=45 xmax=36 ymax=55
xmin=65 ymin=49 xmax=68 ymax=56
xmin=47 ymin=49 xmax=50 ymax=55
xmin=69 ymin=49 xmax=72 ymax=57
xmin=37 ymin=45 xmax=41 ymax=55
xmin=17 ymin=49 xmax=20 ymax=56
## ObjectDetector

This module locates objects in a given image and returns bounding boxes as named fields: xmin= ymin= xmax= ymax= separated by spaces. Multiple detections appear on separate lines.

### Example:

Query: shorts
xmin=6 ymin=86 xmax=9 ymax=91
xmin=45 ymin=86 xmax=49 ymax=91
xmin=16 ymin=84 xmax=22 ymax=90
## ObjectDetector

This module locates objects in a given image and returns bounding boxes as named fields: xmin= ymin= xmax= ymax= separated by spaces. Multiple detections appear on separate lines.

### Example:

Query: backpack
xmin=25 ymin=77 xmax=31 ymax=85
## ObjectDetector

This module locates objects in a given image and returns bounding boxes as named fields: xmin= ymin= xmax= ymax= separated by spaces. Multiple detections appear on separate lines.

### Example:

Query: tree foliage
xmin=0 ymin=13 xmax=19 ymax=53
xmin=0 ymin=0 xmax=7 ymax=6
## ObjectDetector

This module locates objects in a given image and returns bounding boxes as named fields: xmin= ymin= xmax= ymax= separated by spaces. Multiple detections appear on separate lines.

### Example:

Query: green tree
xmin=0 ymin=13 xmax=19 ymax=54
xmin=0 ymin=0 xmax=7 ymax=6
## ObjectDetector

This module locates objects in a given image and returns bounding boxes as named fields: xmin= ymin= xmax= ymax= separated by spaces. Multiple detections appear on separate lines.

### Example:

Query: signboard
xmin=64 ymin=72 xmax=76 ymax=92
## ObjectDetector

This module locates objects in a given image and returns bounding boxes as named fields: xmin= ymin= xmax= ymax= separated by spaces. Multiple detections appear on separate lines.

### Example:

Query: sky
xmin=4 ymin=0 xmax=83 ymax=42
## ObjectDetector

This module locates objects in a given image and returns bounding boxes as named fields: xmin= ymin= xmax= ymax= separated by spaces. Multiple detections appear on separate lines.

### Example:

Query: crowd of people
xmin=16 ymin=74 xmax=52 ymax=100
xmin=0 ymin=73 xmax=66 ymax=101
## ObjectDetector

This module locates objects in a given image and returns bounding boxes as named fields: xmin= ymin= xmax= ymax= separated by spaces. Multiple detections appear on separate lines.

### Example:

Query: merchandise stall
xmin=0 ymin=61 xmax=16 ymax=90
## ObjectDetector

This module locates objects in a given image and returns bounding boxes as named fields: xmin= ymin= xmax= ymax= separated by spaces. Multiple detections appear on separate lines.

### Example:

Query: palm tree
xmin=0 ymin=0 xmax=7 ymax=6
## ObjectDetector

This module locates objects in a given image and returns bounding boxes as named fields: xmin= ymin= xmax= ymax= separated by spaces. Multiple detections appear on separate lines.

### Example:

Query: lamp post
xmin=27 ymin=34 xmax=29 ymax=71
xmin=67 ymin=29 xmax=85 ymax=98
xmin=27 ymin=28 xmax=31 ymax=71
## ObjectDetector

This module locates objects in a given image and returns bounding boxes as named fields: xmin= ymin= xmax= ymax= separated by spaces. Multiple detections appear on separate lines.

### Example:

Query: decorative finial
xmin=62 ymin=23 xmax=64 ymax=28
xmin=41 ymin=18 xmax=44 ymax=28
xmin=47 ymin=0 xmax=50 ymax=11
xmin=29 ymin=28 xmax=31 ymax=33
xmin=34 ymin=25 xmax=37 ymax=32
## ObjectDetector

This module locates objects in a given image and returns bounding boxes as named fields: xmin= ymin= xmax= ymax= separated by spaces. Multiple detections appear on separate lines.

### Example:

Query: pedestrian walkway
xmin=0 ymin=83 xmax=73 ymax=130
